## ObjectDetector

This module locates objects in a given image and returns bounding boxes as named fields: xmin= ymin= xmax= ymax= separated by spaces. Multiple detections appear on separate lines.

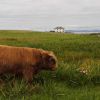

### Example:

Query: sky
xmin=0 ymin=0 xmax=100 ymax=31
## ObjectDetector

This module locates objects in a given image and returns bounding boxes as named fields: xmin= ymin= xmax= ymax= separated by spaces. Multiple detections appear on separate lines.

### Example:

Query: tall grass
xmin=0 ymin=30 xmax=100 ymax=100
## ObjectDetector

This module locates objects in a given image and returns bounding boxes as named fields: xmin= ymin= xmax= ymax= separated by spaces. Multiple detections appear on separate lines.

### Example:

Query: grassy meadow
xmin=0 ymin=30 xmax=100 ymax=100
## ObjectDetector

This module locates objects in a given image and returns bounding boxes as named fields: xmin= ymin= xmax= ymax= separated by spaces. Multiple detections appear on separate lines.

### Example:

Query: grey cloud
xmin=0 ymin=0 xmax=100 ymax=30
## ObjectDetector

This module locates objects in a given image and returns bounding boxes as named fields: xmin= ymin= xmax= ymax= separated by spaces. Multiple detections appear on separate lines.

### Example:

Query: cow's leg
xmin=22 ymin=66 xmax=33 ymax=83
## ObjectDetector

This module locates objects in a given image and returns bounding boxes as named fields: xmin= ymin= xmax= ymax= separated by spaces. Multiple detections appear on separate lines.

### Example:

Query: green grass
xmin=0 ymin=30 xmax=100 ymax=100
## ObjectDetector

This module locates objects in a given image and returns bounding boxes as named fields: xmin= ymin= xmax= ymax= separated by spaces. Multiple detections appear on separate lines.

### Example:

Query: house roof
xmin=54 ymin=26 xmax=64 ymax=29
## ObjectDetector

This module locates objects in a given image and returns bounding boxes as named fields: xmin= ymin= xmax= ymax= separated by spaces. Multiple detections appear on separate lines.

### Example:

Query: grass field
xmin=0 ymin=30 xmax=100 ymax=100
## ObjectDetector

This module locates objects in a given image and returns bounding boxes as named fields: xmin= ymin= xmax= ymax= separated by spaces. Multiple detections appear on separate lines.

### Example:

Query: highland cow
xmin=0 ymin=45 xmax=57 ymax=83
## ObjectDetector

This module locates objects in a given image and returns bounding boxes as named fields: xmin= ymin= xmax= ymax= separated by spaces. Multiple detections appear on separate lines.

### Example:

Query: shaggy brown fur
xmin=0 ymin=45 xmax=57 ymax=82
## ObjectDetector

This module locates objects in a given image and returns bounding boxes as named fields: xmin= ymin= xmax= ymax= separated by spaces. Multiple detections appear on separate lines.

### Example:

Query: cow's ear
xmin=40 ymin=51 xmax=48 ymax=64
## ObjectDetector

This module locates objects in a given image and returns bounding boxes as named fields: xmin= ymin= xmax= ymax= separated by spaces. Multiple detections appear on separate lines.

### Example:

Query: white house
xmin=54 ymin=26 xmax=64 ymax=33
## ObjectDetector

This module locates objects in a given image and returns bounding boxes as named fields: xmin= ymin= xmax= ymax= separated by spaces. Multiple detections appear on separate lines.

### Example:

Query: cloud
xmin=0 ymin=0 xmax=100 ymax=30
